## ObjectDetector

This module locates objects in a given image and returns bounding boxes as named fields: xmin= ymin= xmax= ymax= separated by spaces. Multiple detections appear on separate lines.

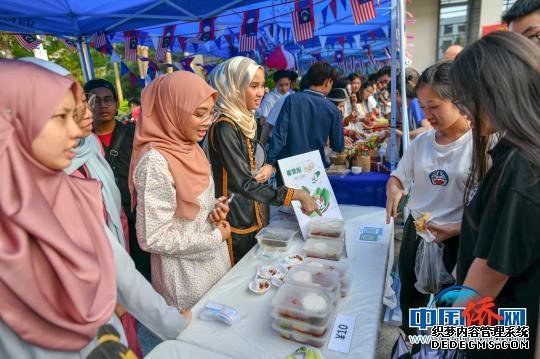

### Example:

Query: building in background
xmin=406 ymin=0 xmax=516 ymax=71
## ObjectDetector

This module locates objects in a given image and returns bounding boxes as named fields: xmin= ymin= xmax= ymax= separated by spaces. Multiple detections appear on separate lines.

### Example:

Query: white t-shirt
xmin=367 ymin=95 xmax=378 ymax=112
xmin=257 ymin=89 xmax=291 ymax=119
xmin=265 ymin=92 xmax=292 ymax=129
xmin=391 ymin=129 xmax=472 ymax=225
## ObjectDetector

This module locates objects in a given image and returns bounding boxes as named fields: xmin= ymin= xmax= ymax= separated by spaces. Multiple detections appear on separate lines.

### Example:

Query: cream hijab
xmin=208 ymin=56 xmax=263 ymax=139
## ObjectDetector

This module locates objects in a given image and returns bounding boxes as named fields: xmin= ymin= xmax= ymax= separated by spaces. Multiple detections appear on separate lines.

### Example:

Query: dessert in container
xmin=271 ymin=284 xmax=335 ymax=325
xmin=271 ymin=308 xmax=335 ymax=337
xmin=255 ymin=227 xmax=296 ymax=251
xmin=303 ymin=237 xmax=344 ymax=261
xmin=271 ymin=321 xmax=331 ymax=347
xmin=284 ymin=266 xmax=341 ymax=301
xmin=308 ymin=217 xmax=345 ymax=240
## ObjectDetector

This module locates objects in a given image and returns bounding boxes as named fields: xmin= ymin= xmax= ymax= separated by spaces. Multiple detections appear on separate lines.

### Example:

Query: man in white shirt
xmin=259 ymin=70 xmax=298 ymax=144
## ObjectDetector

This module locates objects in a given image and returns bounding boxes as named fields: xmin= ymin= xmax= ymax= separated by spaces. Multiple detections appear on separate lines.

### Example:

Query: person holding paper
xmin=207 ymin=56 xmax=319 ymax=264
xmin=131 ymin=71 xmax=232 ymax=310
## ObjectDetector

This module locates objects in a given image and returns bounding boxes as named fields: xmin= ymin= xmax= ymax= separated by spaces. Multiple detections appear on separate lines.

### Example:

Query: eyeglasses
xmin=193 ymin=112 xmax=215 ymax=124
xmin=90 ymin=94 xmax=116 ymax=107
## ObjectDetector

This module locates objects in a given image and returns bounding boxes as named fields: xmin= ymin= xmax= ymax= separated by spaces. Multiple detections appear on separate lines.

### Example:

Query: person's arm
xmin=259 ymin=122 xmax=273 ymax=146
xmin=463 ymin=258 xmax=509 ymax=299
xmin=386 ymin=140 xmax=416 ymax=223
xmin=134 ymin=151 xmax=223 ymax=257
xmin=105 ymin=227 xmax=189 ymax=339
xmin=267 ymin=97 xmax=291 ymax=166
xmin=426 ymin=222 xmax=461 ymax=243
xmin=329 ymin=109 xmax=345 ymax=153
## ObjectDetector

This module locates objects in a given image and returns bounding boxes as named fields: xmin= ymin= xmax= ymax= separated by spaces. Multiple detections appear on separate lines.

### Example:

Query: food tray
xmin=308 ymin=217 xmax=345 ymax=240
xmin=271 ymin=284 xmax=335 ymax=325
xmin=255 ymin=227 xmax=296 ymax=251
xmin=303 ymin=237 xmax=344 ymax=261
xmin=271 ymin=308 xmax=335 ymax=337
xmin=272 ymin=320 xmax=331 ymax=347
xmin=284 ymin=266 xmax=341 ymax=299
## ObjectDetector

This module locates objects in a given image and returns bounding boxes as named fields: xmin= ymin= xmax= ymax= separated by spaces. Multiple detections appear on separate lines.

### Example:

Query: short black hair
xmin=299 ymin=76 xmax=310 ymax=91
xmin=84 ymin=79 xmax=118 ymax=100
xmin=273 ymin=70 xmax=290 ymax=82
xmin=376 ymin=66 xmax=391 ymax=79
xmin=502 ymin=0 xmax=540 ymax=24
xmin=305 ymin=61 xmax=339 ymax=86
xmin=286 ymin=70 xmax=299 ymax=82
xmin=128 ymin=98 xmax=141 ymax=106
xmin=333 ymin=77 xmax=351 ymax=89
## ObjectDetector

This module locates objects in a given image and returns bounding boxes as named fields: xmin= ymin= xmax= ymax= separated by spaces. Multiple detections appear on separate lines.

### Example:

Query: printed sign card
xmin=278 ymin=150 xmax=342 ymax=239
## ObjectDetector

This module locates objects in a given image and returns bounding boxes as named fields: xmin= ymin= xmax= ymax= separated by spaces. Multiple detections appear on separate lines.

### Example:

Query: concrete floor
xmin=375 ymin=222 xmax=404 ymax=359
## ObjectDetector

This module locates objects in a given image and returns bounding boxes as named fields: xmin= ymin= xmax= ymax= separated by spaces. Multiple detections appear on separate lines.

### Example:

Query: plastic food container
xmin=272 ymin=321 xmax=331 ymax=347
xmin=271 ymin=308 xmax=334 ymax=337
xmin=256 ymin=227 xmax=296 ymax=251
xmin=303 ymin=258 xmax=352 ymax=297
xmin=284 ymin=266 xmax=341 ymax=301
xmin=271 ymin=284 xmax=335 ymax=325
xmin=308 ymin=217 xmax=345 ymax=240
xmin=303 ymin=237 xmax=344 ymax=261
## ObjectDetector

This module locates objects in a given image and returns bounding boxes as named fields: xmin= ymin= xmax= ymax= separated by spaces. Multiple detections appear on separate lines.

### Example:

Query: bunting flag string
xmin=329 ymin=0 xmax=338 ymax=18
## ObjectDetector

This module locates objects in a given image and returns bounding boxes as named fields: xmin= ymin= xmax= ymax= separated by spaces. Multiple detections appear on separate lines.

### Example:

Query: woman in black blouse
xmin=207 ymin=56 xmax=318 ymax=263
xmin=451 ymin=31 xmax=539 ymax=358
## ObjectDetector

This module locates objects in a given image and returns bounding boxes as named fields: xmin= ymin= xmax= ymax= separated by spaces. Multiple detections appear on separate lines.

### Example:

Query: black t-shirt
xmin=458 ymin=139 xmax=540 ymax=358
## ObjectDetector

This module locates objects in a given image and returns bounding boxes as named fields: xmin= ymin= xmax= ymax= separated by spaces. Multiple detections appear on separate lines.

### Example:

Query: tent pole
xmin=77 ymin=37 xmax=90 ymax=83
xmin=389 ymin=0 xmax=398 ymax=170
xmin=83 ymin=41 xmax=95 ymax=80
xmin=399 ymin=0 xmax=410 ymax=151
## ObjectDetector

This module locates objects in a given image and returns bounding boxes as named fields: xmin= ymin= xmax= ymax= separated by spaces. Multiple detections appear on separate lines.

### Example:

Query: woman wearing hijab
xmin=0 ymin=59 xmax=117 ymax=357
xmin=207 ymin=56 xmax=319 ymax=264
xmin=131 ymin=71 xmax=231 ymax=310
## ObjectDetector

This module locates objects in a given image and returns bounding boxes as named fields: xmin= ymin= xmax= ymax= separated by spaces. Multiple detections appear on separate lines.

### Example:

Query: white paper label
xmin=327 ymin=313 xmax=356 ymax=353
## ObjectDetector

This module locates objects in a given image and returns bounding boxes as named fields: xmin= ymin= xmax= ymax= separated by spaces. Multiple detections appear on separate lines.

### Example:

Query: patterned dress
xmin=134 ymin=149 xmax=230 ymax=309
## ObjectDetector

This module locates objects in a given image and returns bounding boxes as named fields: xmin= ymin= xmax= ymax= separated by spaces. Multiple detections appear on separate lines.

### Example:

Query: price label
xmin=328 ymin=313 xmax=356 ymax=353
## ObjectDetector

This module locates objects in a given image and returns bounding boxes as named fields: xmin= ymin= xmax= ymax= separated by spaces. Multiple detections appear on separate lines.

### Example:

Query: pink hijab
xmin=130 ymin=71 xmax=217 ymax=220
xmin=0 ymin=60 xmax=116 ymax=350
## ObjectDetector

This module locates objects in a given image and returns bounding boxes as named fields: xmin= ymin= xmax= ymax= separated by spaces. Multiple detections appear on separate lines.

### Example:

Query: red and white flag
xmin=59 ymin=37 xmax=77 ymax=51
xmin=90 ymin=32 xmax=107 ymax=49
xmin=350 ymin=0 xmax=376 ymax=25
xmin=124 ymin=31 xmax=138 ymax=62
xmin=239 ymin=9 xmax=259 ymax=52
xmin=14 ymin=34 xmax=42 ymax=51
xmin=155 ymin=25 xmax=175 ymax=62
xmin=292 ymin=0 xmax=315 ymax=43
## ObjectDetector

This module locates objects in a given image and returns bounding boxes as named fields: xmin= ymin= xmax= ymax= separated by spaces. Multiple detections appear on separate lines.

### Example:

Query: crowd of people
xmin=0 ymin=0 xmax=538 ymax=358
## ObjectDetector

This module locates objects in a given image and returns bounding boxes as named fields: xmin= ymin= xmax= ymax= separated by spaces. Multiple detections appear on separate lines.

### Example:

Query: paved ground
xmin=375 ymin=221 xmax=404 ymax=358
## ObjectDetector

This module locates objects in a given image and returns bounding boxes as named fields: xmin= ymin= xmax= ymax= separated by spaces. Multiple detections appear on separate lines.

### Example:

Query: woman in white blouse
xmin=131 ymin=71 xmax=231 ymax=309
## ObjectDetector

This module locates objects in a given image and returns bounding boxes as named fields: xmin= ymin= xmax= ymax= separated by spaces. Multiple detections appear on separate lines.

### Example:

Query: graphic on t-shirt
xmin=429 ymin=170 xmax=449 ymax=186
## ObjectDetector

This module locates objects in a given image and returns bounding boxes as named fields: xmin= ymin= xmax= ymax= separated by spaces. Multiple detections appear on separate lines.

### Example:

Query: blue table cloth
xmin=329 ymin=172 xmax=390 ymax=208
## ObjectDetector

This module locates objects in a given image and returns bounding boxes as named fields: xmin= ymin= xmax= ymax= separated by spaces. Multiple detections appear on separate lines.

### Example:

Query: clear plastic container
xmin=303 ymin=258 xmax=352 ymax=297
xmin=255 ymin=227 xmax=296 ymax=251
xmin=308 ymin=217 xmax=345 ymax=240
xmin=271 ymin=308 xmax=334 ymax=337
xmin=271 ymin=284 xmax=335 ymax=325
xmin=272 ymin=320 xmax=331 ymax=347
xmin=303 ymin=237 xmax=344 ymax=261
xmin=284 ymin=266 xmax=341 ymax=301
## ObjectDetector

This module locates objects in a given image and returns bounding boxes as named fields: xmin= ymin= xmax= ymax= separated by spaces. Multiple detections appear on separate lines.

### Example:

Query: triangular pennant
xmin=340 ymin=0 xmax=347 ymax=10
xmin=150 ymin=36 xmax=160 ymax=50
xmin=192 ymin=43 xmax=199 ymax=53
xmin=120 ymin=62 xmax=130 ymax=76
xmin=329 ymin=0 xmax=338 ymax=18
xmin=319 ymin=35 xmax=327 ymax=49
xmin=177 ymin=36 xmax=187 ymax=52
xmin=321 ymin=6 xmax=328 ymax=27
xmin=214 ymin=36 xmax=222 ymax=49
xmin=110 ymin=51 xmax=122 ymax=63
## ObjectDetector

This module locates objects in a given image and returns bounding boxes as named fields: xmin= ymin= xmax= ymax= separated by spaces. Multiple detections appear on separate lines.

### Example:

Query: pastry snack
xmin=414 ymin=212 xmax=432 ymax=232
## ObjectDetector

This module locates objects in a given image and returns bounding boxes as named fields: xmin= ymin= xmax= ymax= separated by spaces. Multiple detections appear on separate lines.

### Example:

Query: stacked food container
xmin=302 ymin=218 xmax=346 ymax=261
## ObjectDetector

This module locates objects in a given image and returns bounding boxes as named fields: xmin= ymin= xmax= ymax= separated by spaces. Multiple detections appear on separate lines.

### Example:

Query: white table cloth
xmin=146 ymin=205 xmax=394 ymax=359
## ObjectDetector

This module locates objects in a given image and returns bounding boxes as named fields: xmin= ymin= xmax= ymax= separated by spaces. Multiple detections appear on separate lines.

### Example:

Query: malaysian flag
xmin=59 ymin=37 xmax=77 ymax=51
xmin=351 ymin=0 xmax=376 ymax=25
xmin=239 ymin=9 xmax=259 ymax=52
xmin=156 ymin=25 xmax=175 ymax=62
xmin=292 ymin=0 xmax=314 ymax=43
xmin=193 ymin=18 xmax=215 ymax=43
xmin=90 ymin=32 xmax=107 ymax=49
xmin=14 ymin=34 xmax=42 ymax=51
xmin=124 ymin=31 xmax=139 ymax=62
